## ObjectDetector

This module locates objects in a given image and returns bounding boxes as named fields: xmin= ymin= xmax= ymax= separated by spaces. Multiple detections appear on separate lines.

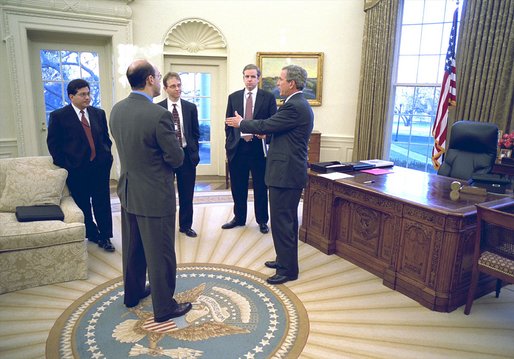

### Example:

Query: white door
xmin=164 ymin=57 xmax=227 ymax=176
xmin=28 ymin=33 xmax=112 ymax=155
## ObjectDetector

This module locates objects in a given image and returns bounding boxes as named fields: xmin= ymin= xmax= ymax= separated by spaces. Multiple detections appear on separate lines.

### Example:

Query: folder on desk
xmin=310 ymin=161 xmax=353 ymax=173
xmin=310 ymin=161 xmax=376 ymax=173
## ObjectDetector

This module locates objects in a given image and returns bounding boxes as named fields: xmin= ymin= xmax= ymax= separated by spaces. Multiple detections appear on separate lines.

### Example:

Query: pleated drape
xmin=454 ymin=0 xmax=514 ymax=133
xmin=353 ymin=0 xmax=399 ymax=161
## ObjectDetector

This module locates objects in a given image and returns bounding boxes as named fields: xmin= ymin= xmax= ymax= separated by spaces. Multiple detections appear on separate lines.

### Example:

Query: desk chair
xmin=438 ymin=121 xmax=499 ymax=180
xmin=464 ymin=203 xmax=514 ymax=314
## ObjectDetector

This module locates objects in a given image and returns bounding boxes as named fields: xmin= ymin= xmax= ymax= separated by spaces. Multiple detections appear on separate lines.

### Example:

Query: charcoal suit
xmin=109 ymin=92 xmax=184 ymax=321
xmin=239 ymin=92 xmax=313 ymax=278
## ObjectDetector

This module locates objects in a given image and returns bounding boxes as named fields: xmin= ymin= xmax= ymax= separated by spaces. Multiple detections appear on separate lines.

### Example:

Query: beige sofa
xmin=0 ymin=156 xmax=88 ymax=294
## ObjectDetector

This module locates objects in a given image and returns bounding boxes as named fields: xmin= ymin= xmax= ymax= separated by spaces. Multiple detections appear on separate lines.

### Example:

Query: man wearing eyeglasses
xmin=47 ymin=78 xmax=115 ymax=252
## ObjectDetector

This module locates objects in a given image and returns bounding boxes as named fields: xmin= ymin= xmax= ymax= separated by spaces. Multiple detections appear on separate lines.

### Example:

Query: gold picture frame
xmin=256 ymin=52 xmax=324 ymax=106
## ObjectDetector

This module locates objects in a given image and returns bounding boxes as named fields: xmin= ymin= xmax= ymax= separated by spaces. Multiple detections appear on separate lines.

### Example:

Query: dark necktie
xmin=172 ymin=104 xmax=183 ymax=147
xmin=80 ymin=110 xmax=96 ymax=161
xmin=243 ymin=92 xmax=253 ymax=142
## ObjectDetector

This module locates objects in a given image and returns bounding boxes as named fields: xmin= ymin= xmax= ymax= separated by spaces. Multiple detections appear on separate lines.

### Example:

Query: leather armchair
xmin=437 ymin=121 xmax=499 ymax=180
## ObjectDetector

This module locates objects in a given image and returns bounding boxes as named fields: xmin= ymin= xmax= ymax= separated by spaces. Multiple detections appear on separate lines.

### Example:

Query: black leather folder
xmin=311 ymin=161 xmax=354 ymax=173
xmin=15 ymin=205 xmax=65 ymax=222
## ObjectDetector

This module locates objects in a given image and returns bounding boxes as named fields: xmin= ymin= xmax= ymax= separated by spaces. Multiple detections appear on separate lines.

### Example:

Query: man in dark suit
xmin=223 ymin=64 xmax=277 ymax=234
xmin=47 ymin=78 xmax=115 ymax=252
xmin=109 ymin=59 xmax=192 ymax=322
xmin=226 ymin=65 xmax=314 ymax=285
xmin=157 ymin=72 xmax=200 ymax=238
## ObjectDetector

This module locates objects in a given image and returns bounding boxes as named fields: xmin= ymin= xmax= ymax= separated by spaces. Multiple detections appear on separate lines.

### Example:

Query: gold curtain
xmin=455 ymin=0 xmax=514 ymax=133
xmin=352 ymin=0 xmax=399 ymax=161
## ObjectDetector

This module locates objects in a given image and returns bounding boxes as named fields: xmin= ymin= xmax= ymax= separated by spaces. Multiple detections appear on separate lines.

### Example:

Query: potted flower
xmin=499 ymin=132 xmax=514 ymax=164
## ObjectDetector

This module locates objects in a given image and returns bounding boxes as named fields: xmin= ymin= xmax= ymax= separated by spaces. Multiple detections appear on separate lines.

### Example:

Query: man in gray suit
xmin=226 ymin=65 xmax=314 ymax=285
xmin=110 ymin=59 xmax=192 ymax=322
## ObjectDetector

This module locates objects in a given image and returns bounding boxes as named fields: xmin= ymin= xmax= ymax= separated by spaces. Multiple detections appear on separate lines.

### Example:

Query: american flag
xmin=432 ymin=8 xmax=459 ymax=170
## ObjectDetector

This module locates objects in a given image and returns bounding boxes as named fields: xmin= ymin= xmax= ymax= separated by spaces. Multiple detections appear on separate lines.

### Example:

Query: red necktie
xmin=243 ymin=92 xmax=253 ymax=142
xmin=172 ymin=104 xmax=184 ymax=147
xmin=80 ymin=110 xmax=96 ymax=161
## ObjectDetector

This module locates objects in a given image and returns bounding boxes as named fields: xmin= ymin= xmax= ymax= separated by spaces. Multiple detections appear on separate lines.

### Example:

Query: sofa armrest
xmin=60 ymin=196 xmax=84 ymax=224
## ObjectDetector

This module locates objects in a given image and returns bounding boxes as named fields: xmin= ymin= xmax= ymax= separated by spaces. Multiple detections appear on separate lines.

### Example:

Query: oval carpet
xmin=47 ymin=263 xmax=309 ymax=358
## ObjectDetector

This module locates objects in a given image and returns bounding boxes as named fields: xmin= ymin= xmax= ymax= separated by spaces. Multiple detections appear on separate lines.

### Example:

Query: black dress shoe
xmin=259 ymin=223 xmax=269 ymax=234
xmin=221 ymin=218 xmax=245 ymax=229
xmin=266 ymin=274 xmax=298 ymax=285
xmin=155 ymin=302 xmax=193 ymax=322
xmin=180 ymin=228 xmax=198 ymax=237
xmin=98 ymin=238 xmax=115 ymax=252
xmin=265 ymin=261 xmax=278 ymax=269
xmin=125 ymin=285 xmax=151 ymax=308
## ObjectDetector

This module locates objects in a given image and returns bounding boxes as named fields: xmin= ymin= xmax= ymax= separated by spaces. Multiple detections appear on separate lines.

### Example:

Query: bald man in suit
xmin=110 ymin=59 xmax=192 ymax=322
xmin=226 ymin=65 xmax=314 ymax=285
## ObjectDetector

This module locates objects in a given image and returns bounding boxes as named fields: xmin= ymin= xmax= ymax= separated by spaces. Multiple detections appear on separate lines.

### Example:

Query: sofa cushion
xmin=0 ymin=212 xmax=84 ymax=252
xmin=0 ymin=163 xmax=67 ymax=212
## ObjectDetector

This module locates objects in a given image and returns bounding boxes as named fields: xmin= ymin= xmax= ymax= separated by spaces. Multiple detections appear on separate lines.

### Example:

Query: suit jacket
xmin=47 ymin=104 xmax=112 ymax=170
xmin=225 ymin=88 xmax=277 ymax=161
xmin=239 ymin=92 xmax=314 ymax=189
xmin=109 ymin=93 xmax=184 ymax=217
xmin=157 ymin=98 xmax=200 ymax=166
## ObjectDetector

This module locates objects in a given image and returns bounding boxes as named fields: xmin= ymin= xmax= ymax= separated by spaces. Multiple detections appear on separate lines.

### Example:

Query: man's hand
xmin=226 ymin=111 xmax=243 ymax=128
xmin=256 ymin=134 xmax=266 ymax=140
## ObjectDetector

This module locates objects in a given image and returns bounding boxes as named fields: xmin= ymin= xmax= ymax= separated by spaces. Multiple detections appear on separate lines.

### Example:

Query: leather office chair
xmin=438 ymin=121 xmax=499 ymax=180
xmin=464 ymin=203 xmax=514 ymax=314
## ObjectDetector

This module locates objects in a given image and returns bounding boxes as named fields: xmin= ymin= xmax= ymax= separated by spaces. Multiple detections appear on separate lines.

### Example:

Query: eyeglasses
xmin=75 ymin=92 xmax=91 ymax=98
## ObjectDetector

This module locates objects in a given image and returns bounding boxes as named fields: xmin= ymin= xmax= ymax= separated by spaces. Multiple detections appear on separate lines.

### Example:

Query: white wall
xmin=129 ymin=0 xmax=364 ymax=140
xmin=0 ymin=0 xmax=365 ymax=162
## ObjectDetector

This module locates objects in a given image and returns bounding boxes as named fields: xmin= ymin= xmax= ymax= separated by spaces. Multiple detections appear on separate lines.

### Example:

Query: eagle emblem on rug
xmin=113 ymin=283 xmax=255 ymax=357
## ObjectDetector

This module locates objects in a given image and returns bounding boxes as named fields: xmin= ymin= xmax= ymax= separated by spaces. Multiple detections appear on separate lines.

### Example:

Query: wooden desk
xmin=299 ymin=167 xmax=514 ymax=312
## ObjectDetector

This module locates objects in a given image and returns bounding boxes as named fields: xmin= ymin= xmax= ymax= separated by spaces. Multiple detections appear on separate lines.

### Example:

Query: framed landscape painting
xmin=256 ymin=52 xmax=324 ymax=106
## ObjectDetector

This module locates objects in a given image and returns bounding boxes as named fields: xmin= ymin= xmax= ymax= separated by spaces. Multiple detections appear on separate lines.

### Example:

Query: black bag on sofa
xmin=15 ymin=205 xmax=64 ymax=222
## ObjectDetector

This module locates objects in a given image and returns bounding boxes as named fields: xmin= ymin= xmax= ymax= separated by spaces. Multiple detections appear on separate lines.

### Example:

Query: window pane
xmin=199 ymin=143 xmax=211 ymax=165
xmin=417 ymin=56 xmax=440 ymax=83
xmin=199 ymin=120 xmax=210 ymax=142
xmin=197 ymin=73 xmax=211 ymax=97
xmin=40 ymin=50 xmax=61 ymax=81
xmin=420 ymin=24 xmax=444 ymax=55
xmin=396 ymin=56 xmax=418 ymax=83
xmin=80 ymin=52 xmax=100 ymax=81
xmin=402 ymin=0 xmax=424 ymax=24
xmin=399 ymin=25 xmax=421 ymax=55
xmin=198 ymin=97 xmax=211 ymax=121
xmin=423 ymin=0 xmax=446 ymax=23
xmin=61 ymin=51 xmax=81 ymax=81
